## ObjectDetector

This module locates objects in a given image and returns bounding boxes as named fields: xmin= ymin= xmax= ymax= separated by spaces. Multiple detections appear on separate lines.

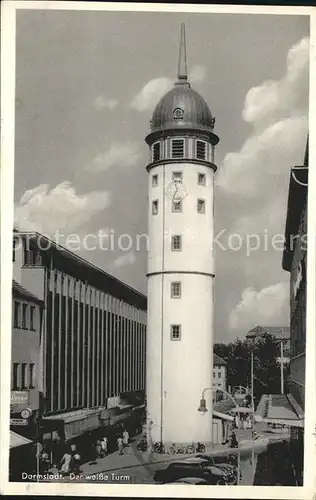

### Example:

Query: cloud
xmin=113 ymin=251 xmax=136 ymax=268
xmin=242 ymin=37 xmax=309 ymax=127
xmin=94 ymin=95 xmax=119 ymax=110
xmin=229 ymin=282 xmax=289 ymax=332
xmin=15 ymin=181 xmax=111 ymax=236
xmin=218 ymin=115 xmax=308 ymax=199
xmin=86 ymin=141 xmax=142 ymax=172
xmin=130 ymin=77 xmax=172 ymax=112
xmin=217 ymin=37 xmax=309 ymax=239
xmin=189 ymin=65 xmax=207 ymax=84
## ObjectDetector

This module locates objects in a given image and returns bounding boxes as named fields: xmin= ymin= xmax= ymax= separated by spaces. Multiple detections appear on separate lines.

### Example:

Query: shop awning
xmin=255 ymin=394 xmax=304 ymax=428
xmin=213 ymin=410 xmax=234 ymax=421
xmin=42 ymin=408 xmax=101 ymax=441
xmin=10 ymin=431 xmax=34 ymax=448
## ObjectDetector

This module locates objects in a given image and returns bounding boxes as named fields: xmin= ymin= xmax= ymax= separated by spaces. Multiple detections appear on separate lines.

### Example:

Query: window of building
xmin=22 ymin=303 xmax=28 ymax=329
xmin=196 ymin=140 xmax=207 ymax=160
xmin=21 ymin=363 xmax=27 ymax=389
xmin=198 ymin=173 xmax=206 ymax=186
xmin=152 ymin=200 xmax=159 ymax=215
xmin=152 ymin=174 xmax=158 ymax=187
xmin=213 ymin=371 xmax=216 ymax=378
xmin=172 ymin=200 xmax=182 ymax=212
xmin=172 ymin=171 xmax=183 ymax=183
xmin=173 ymin=107 xmax=184 ymax=120
xmin=14 ymin=301 xmax=20 ymax=328
xmin=30 ymin=306 xmax=36 ymax=331
xmin=218 ymin=372 xmax=221 ymax=378
xmin=153 ymin=142 xmax=161 ymax=162
xmin=29 ymin=363 xmax=35 ymax=388
xmin=24 ymin=248 xmax=42 ymax=266
xmin=171 ymin=282 xmax=181 ymax=298
xmin=171 ymin=324 xmax=181 ymax=341
xmin=13 ymin=363 xmax=19 ymax=390
xmin=12 ymin=238 xmax=16 ymax=262
xmin=171 ymin=235 xmax=182 ymax=251
xmin=171 ymin=139 xmax=184 ymax=159
xmin=197 ymin=199 xmax=205 ymax=214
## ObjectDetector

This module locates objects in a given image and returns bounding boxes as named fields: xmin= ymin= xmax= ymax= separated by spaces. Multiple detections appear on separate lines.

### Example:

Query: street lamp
xmin=197 ymin=387 xmax=238 ymax=413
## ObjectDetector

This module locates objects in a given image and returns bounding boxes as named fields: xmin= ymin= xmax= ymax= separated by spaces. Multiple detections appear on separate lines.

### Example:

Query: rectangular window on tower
xmin=172 ymin=200 xmax=182 ymax=213
xmin=153 ymin=142 xmax=161 ymax=162
xmin=171 ymin=139 xmax=184 ymax=159
xmin=152 ymin=200 xmax=159 ymax=215
xmin=198 ymin=173 xmax=206 ymax=186
xmin=172 ymin=171 xmax=183 ymax=183
xmin=197 ymin=199 xmax=205 ymax=214
xmin=171 ymin=282 xmax=181 ymax=298
xmin=171 ymin=235 xmax=182 ymax=251
xmin=171 ymin=324 xmax=181 ymax=341
xmin=196 ymin=140 xmax=207 ymax=160
xmin=152 ymin=174 xmax=158 ymax=187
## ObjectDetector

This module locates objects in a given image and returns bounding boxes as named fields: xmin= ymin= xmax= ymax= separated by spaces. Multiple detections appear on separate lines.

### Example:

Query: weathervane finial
xmin=178 ymin=23 xmax=188 ymax=81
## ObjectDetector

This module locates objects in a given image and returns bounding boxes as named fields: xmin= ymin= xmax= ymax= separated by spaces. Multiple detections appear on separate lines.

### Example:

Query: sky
xmin=14 ymin=8 xmax=310 ymax=342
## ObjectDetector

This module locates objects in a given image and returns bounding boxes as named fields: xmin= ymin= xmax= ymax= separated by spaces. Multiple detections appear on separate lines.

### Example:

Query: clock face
xmin=21 ymin=408 xmax=31 ymax=419
xmin=165 ymin=181 xmax=188 ymax=202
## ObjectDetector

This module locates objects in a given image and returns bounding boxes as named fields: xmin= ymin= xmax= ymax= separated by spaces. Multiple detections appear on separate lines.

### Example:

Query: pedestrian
xmin=229 ymin=430 xmax=238 ymax=449
xmin=235 ymin=414 xmax=240 ymax=429
xmin=95 ymin=439 xmax=102 ymax=459
xmin=117 ymin=436 xmax=124 ymax=455
xmin=123 ymin=429 xmax=129 ymax=447
xmin=59 ymin=447 xmax=72 ymax=476
xmin=101 ymin=436 xmax=108 ymax=457
xmin=72 ymin=451 xmax=81 ymax=474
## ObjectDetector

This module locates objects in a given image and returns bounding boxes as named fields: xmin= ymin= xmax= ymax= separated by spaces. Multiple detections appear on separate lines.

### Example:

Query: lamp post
xmin=197 ymin=387 xmax=241 ymax=484
xmin=247 ymin=333 xmax=256 ymax=477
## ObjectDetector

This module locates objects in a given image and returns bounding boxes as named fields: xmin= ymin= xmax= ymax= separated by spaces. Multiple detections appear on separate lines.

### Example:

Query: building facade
xmin=254 ymin=138 xmax=307 ymax=486
xmin=281 ymin=138 xmax=308 ymax=486
xmin=11 ymin=280 xmax=44 ymax=440
xmin=13 ymin=230 xmax=147 ymax=441
xmin=145 ymin=25 xmax=219 ymax=446
xmin=213 ymin=354 xmax=227 ymax=394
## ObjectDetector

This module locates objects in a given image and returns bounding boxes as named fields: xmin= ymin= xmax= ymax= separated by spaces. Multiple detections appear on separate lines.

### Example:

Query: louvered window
xmin=171 ymin=139 xmax=184 ymax=158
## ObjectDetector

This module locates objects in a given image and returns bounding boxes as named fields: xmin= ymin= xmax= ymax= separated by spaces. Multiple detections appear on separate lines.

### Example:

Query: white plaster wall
xmin=147 ymin=159 xmax=215 ymax=444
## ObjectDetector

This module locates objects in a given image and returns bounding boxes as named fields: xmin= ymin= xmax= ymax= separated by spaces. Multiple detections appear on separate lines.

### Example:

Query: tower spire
xmin=177 ymin=23 xmax=188 ymax=81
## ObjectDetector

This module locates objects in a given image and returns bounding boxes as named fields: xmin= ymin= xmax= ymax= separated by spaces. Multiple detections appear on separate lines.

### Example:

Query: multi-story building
xmin=13 ymin=230 xmax=147 ymax=443
xmin=255 ymin=138 xmax=307 ymax=485
xmin=10 ymin=280 xmax=44 ymax=440
xmin=213 ymin=354 xmax=227 ymax=394
xmin=281 ymin=138 xmax=308 ymax=485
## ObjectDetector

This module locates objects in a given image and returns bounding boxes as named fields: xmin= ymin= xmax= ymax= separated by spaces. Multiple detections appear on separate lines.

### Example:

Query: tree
xmin=214 ymin=333 xmax=283 ymax=404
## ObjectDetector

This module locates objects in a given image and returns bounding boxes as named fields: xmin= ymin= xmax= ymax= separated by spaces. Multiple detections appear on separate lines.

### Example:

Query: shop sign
xmin=10 ymin=418 xmax=28 ymax=426
xmin=11 ymin=391 xmax=28 ymax=405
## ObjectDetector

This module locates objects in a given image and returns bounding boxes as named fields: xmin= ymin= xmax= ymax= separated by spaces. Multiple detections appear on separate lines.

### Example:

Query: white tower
xmin=145 ymin=24 xmax=220 ymax=447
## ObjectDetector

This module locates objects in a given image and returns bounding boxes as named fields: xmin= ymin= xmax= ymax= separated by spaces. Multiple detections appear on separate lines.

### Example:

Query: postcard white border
xmin=1 ymin=2 xmax=315 ymax=498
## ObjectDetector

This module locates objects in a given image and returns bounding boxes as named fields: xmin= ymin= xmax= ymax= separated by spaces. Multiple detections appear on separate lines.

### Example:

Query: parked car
xmin=168 ymin=477 xmax=209 ymax=485
xmin=196 ymin=454 xmax=237 ymax=482
xmin=153 ymin=459 xmax=228 ymax=485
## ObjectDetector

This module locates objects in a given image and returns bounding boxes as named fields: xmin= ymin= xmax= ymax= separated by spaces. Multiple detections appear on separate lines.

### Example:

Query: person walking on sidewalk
xmin=101 ymin=437 xmax=108 ymax=457
xmin=59 ymin=447 xmax=72 ymax=476
xmin=123 ymin=430 xmax=129 ymax=448
xmin=117 ymin=436 xmax=124 ymax=455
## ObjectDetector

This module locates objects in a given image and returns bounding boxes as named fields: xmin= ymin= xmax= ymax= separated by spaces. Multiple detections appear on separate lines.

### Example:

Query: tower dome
xmin=150 ymin=82 xmax=214 ymax=133
xmin=146 ymin=23 xmax=218 ymax=147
